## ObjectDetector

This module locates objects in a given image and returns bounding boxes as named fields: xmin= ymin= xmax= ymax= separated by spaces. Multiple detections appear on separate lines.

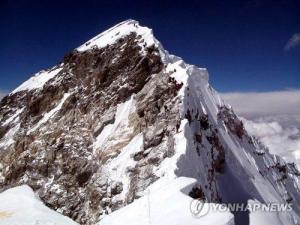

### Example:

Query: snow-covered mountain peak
xmin=77 ymin=19 xmax=158 ymax=53
xmin=1 ymin=20 xmax=300 ymax=225
xmin=12 ymin=65 xmax=64 ymax=94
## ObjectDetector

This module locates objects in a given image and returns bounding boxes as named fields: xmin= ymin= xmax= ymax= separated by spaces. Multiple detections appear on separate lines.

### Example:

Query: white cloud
xmin=222 ymin=90 xmax=300 ymax=122
xmin=284 ymin=33 xmax=300 ymax=51
xmin=221 ymin=90 xmax=300 ymax=169
xmin=242 ymin=119 xmax=300 ymax=169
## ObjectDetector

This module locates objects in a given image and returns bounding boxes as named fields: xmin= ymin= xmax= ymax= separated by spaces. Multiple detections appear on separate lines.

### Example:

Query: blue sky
xmin=0 ymin=0 xmax=299 ymax=93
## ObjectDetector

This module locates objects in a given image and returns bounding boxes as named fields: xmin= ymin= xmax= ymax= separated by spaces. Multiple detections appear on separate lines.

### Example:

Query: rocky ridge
xmin=0 ymin=20 xmax=299 ymax=225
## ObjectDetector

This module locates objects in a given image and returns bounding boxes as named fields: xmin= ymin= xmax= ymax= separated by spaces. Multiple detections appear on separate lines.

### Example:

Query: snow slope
xmin=0 ymin=19 xmax=300 ymax=225
xmin=164 ymin=54 xmax=300 ymax=224
xmin=0 ymin=185 xmax=78 ymax=225
xmin=100 ymin=177 xmax=234 ymax=225
xmin=77 ymin=19 xmax=156 ymax=54
xmin=28 ymin=92 xmax=71 ymax=133
xmin=12 ymin=66 xmax=63 ymax=94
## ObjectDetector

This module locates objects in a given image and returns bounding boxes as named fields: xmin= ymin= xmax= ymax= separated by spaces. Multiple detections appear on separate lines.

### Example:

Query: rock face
xmin=0 ymin=19 xmax=300 ymax=224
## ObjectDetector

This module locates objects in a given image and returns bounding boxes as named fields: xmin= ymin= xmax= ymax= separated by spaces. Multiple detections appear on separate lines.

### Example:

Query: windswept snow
xmin=165 ymin=53 xmax=221 ymax=120
xmin=28 ymin=92 xmax=71 ymax=133
xmin=0 ymin=124 xmax=20 ymax=148
xmin=12 ymin=66 xmax=63 ymax=94
xmin=0 ymin=108 xmax=24 ymax=148
xmin=0 ymin=185 xmax=78 ymax=225
xmin=2 ymin=108 xmax=24 ymax=126
xmin=99 ymin=177 xmax=234 ymax=225
xmin=105 ymin=133 xmax=144 ymax=199
xmin=77 ymin=19 xmax=156 ymax=53
xmin=161 ymin=46 xmax=300 ymax=224
xmin=93 ymin=95 xmax=135 ymax=152
xmin=1 ymin=19 xmax=300 ymax=225
xmin=155 ymin=119 xmax=188 ymax=179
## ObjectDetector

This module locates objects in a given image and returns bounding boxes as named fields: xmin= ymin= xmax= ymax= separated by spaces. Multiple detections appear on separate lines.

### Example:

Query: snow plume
xmin=284 ymin=33 xmax=300 ymax=51
xmin=222 ymin=90 xmax=300 ymax=169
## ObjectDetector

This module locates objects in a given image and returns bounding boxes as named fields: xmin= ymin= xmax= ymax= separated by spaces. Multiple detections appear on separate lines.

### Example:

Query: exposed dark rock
xmin=189 ymin=186 xmax=205 ymax=200
xmin=0 ymin=32 xmax=166 ymax=224
xmin=185 ymin=109 xmax=192 ymax=124
xmin=0 ymin=28 xmax=184 ymax=224
xmin=0 ymin=126 xmax=8 ymax=139
xmin=199 ymin=115 xmax=209 ymax=130
xmin=111 ymin=182 xmax=123 ymax=195
xmin=1 ymin=21 xmax=300 ymax=225
xmin=143 ymin=124 xmax=165 ymax=149
xmin=77 ymin=171 xmax=93 ymax=187
xmin=194 ymin=132 xmax=202 ymax=143
xmin=218 ymin=106 xmax=245 ymax=139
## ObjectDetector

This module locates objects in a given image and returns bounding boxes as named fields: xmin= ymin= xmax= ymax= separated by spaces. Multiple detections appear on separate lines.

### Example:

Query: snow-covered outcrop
xmin=12 ymin=66 xmax=64 ymax=94
xmin=100 ymin=177 xmax=234 ymax=225
xmin=0 ymin=19 xmax=299 ymax=225
xmin=0 ymin=185 xmax=78 ymax=225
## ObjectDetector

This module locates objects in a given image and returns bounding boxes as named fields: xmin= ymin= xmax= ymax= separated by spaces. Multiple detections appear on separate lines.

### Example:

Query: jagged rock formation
xmin=0 ymin=20 xmax=300 ymax=225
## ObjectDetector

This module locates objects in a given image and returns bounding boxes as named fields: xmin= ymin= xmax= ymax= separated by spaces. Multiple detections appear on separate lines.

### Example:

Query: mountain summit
xmin=0 ymin=20 xmax=299 ymax=225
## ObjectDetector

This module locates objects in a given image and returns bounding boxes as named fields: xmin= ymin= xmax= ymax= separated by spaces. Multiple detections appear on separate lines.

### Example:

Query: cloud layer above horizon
xmin=222 ymin=90 xmax=300 ymax=169
xmin=222 ymin=90 xmax=300 ymax=124
xmin=243 ymin=119 xmax=300 ymax=169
